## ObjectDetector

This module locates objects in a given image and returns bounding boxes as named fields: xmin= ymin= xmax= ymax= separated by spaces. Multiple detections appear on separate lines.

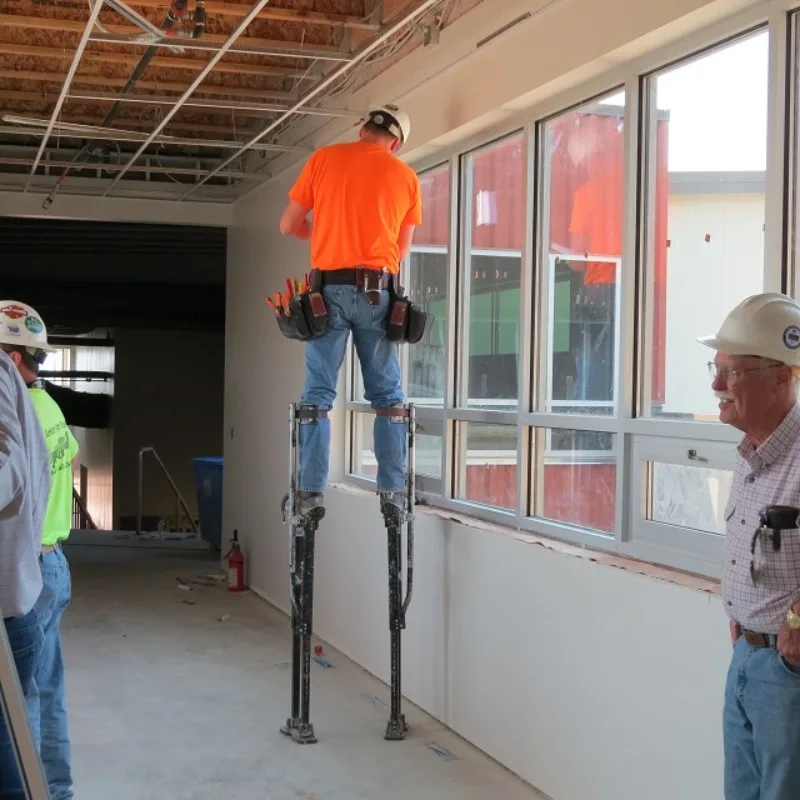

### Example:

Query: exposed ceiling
xmin=0 ymin=0 xmax=480 ymax=206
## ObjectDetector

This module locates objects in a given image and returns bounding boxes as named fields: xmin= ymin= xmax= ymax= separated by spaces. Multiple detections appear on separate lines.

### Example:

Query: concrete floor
xmin=62 ymin=544 xmax=543 ymax=800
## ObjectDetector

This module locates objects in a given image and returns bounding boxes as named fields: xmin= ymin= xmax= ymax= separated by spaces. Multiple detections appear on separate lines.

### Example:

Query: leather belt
xmin=317 ymin=268 xmax=392 ymax=288
xmin=743 ymin=630 xmax=778 ymax=648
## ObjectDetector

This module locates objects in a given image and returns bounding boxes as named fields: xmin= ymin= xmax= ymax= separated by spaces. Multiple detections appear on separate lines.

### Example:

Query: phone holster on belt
xmin=276 ymin=290 xmax=328 ymax=341
xmin=385 ymin=281 xmax=434 ymax=345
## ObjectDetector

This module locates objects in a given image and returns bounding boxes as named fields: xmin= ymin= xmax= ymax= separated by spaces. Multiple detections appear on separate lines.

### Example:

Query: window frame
xmin=344 ymin=2 xmax=797 ymax=579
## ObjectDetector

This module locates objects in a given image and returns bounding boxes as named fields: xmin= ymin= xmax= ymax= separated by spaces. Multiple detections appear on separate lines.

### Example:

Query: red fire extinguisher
xmin=226 ymin=529 xmax=245 ymax=593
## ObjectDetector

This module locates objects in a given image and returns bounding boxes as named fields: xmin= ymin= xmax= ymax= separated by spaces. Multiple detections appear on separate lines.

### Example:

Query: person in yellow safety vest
xmin=0 ymin=301 xmax=77 ymax=800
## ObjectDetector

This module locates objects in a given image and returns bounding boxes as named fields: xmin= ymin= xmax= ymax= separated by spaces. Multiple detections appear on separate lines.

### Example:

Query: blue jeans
xmin=28 ymin=549 xmax=72 ymax=800
xmin=724 ymin=637 xmax=800 ymax=799
xmin=0 ymin=609 xmax=43 ymax=800
xmin=299 ymin=285 xmax=406 ymax=494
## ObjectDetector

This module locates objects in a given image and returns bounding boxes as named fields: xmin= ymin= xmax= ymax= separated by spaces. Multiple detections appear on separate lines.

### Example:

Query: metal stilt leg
xmin=383 ymin=403 xmax=416 ymax=741
xmin=280 ymin=402 xmax=324 ymax=745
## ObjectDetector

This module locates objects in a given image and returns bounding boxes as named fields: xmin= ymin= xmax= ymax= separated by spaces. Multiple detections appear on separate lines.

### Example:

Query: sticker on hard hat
xmin=1 ymin=304 xmax=28 ymax=320
xmin=783 ymin=325 xmax=800 ymax=350
xmin=24 ymin=317 xmax=43 ymax=334
xmin=6 ymin=325 xmax=20 ymax=336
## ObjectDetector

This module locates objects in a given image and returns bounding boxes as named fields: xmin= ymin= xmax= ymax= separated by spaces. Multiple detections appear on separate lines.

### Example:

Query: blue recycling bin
xmin=191 ymin=457 xmax=223 ymax=549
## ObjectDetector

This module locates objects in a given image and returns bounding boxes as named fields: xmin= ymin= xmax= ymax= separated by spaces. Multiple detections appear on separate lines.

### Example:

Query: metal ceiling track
xmin=179 ymin=0 xmax=445 ymax=201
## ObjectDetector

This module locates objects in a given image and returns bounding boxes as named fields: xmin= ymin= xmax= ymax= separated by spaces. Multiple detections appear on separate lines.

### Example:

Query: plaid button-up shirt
xmin=723 ymin=403 xmax=800 ymax=634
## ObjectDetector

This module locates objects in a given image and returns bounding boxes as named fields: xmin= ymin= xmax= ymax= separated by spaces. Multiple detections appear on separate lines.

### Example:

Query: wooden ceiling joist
xmin=0 ymin=42 xmax=312 ymax=80
xmin=0 ymin=68 xmax=294 ymax=102
xmin=0 ymin=88 xmax=285 ymax=119
xmin=0 ymin=13 xmax=344 ymax=52
xmin=123 ymin=0 xmax=379 ymax=29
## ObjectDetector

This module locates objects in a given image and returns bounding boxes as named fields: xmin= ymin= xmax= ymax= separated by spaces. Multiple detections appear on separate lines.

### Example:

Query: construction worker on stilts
xmin=277 ymin=104 xmax=425 ymax=744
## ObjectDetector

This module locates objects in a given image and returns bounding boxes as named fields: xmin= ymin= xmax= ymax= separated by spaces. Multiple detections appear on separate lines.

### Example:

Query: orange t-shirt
xmin=288 ymin=140 xmax=422 ymax=274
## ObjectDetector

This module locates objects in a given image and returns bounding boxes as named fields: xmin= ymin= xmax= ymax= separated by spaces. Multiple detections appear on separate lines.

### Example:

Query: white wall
xmin=224 ymin=0 xmax=760 ymax=797
xmin=0 ymin=190 xmax=232 ymax=227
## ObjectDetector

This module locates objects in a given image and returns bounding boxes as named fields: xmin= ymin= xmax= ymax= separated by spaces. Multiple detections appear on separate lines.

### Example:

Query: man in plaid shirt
xmin=699 ymin=292 xmax=800 ymax=800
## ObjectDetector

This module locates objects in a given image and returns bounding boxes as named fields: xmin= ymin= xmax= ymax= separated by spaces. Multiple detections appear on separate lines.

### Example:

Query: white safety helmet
xmin=697 ymin=292 xmax=800 ymax=367
xmin=365 ymin=103 xmax=411 ymax=150
xmin=0 ymin=301 xmax=55 ymax=365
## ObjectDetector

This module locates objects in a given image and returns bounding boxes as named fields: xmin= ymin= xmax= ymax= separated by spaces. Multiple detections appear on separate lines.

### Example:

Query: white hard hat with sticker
xmin=365 ymin=103 xmax=411 ymax=150
xmin=697 ymin=292 xmax=800 ymax=367
xmin=0 ymin=301 xmax=55 ymax=357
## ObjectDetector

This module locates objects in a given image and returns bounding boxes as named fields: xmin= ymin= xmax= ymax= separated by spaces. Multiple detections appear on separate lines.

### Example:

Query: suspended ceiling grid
xmin=0 ymin=0 xmax=478 ymax=205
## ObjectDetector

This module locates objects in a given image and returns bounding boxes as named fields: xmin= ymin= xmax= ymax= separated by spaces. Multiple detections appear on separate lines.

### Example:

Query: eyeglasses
xmin=707 ymin=362 xmax=783 ymax=382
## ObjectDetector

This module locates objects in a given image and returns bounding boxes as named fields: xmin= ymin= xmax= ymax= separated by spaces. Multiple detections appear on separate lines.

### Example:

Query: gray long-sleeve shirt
xmin=0 ymin=351 xmax=49 ymax=618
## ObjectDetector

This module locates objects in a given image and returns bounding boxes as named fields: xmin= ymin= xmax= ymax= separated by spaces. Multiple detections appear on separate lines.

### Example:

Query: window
xmin=539 ymin=92 xmax=625 ymax=416
xmin=532 ymin=428 xmax=617 ymax=533
xmin=406 ymin=164 xmax=451 ymax=405
xmin=640 ymin=31 xmax=769 ymax=421
xmin=455 ymin=422 xmax=518 ymax=511
xmin=461 ymin=135 xmax=525 ymax=409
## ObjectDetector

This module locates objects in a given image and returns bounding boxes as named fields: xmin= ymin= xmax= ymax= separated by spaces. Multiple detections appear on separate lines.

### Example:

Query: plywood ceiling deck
xmin=0 ymin=0 xmax=362 ymax=135
xmin=0 ymin=0 xmax=478 ymax=199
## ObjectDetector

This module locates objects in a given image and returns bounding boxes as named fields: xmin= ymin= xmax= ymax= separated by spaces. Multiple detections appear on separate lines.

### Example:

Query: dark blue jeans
xmin=299 ymin=285 xmax=406 ymax=493
xmin=0 ymin=609 xmax=43 ymax=800
xmin=724 ymin=637 xmax=800 ymax=799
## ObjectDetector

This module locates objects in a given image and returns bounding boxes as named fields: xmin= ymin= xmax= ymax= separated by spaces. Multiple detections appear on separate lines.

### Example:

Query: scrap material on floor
xmin=62 ymin=544 xmax=543 ymax=800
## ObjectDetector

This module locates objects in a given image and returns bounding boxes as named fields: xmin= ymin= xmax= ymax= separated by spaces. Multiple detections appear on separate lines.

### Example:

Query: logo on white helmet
xmin=1 ymin=304 xmax=28 ymax=321
xmin=24 ymin=316 xmax=44 ymax=335
xmin=783 ymin=325 xmax=800 ymax=350
xmin=5 ymin=325 xmax=20 ymax=337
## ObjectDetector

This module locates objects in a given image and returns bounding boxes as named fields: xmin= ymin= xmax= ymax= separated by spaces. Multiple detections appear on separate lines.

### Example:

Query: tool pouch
xmin=276 ymin=292 xmax=328 ymax=341
xmin=385 ymin=291 xmax=434 ymax=345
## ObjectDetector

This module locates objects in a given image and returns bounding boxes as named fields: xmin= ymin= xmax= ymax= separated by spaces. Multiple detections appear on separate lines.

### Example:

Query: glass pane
xmin=643 ymin=32 xmax=768 ymax=420
xmin=407 ymin=163 xmax=450 ymax=405
xmin=463 ymin=135 xmax=525 ymax=410
xmin=540 ymin=91 xmax=625 ymax=415
xmin=415 ymin=432 xmax=443 ymax=480
xmin=647 ymin=462 xmax=733 ymax=535
xmin=533 ymin=428 xmax=616 ymax=533
xmin=456 ymin=422 xmax=517 ymax=510
xmin=350 ymin=412 xmax=376 ymax=479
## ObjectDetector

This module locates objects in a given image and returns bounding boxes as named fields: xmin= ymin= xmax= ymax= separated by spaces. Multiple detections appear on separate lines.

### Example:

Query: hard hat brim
xmin=697 ymin=333 xmax=782 ymax=360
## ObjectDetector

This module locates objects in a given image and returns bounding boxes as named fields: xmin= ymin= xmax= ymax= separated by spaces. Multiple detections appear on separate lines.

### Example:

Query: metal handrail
xmin=72 ymin=487 xmax=97 ymax=531
xmin=137 ymin=446 xmax=199 ymax=536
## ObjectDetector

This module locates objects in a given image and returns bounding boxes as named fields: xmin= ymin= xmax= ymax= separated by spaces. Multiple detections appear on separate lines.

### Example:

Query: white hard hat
xmin=697 ymin=292 xmax=800 ymax=366
xmin=365 ymin=104 xmax=411 ymax=150
xmin=0 ymin=301 xmax=55 ymax=363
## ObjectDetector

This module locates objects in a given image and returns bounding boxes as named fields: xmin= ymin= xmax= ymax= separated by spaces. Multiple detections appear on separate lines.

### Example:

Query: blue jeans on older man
xmin=724 ymin=637 xmax=800 ymax=799
xmin=27 ymin=549 xmax=73 ymax=800
xmin=299 ymin=285 xmax=406 ymax=495
xmin=0 ymin=609 xmax=43 ymax=800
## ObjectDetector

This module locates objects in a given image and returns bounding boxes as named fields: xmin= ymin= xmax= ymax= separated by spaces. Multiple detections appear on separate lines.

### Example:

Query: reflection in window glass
xmin=643 ymin=31 xmax=768 ymax=420
xmin=407 ymin=164 xmax=450 ymax=404
xmin=533 ymin=428 xmax=616 ymax=533
xmin=647 ymin=462 xmax=733 ymax=535
xmin=455 ymin=422 xmax=517 ymax=510
xmin=540 ymin=91 xmax=625 ymax=416
xmin=463 ymin=136 xmax=525 ymax=409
